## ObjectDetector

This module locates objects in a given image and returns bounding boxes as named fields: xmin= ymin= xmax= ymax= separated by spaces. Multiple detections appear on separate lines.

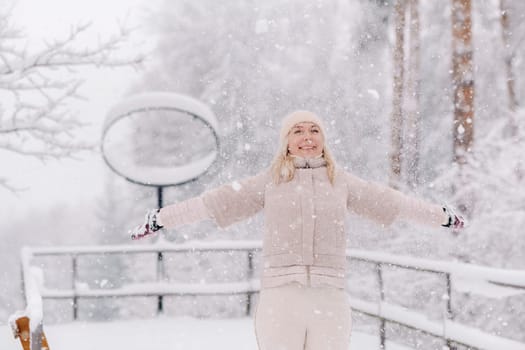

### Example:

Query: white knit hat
xmin=279 ymin=110 xmax=327 ymax=146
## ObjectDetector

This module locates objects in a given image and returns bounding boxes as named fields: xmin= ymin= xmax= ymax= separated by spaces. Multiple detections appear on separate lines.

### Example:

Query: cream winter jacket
xmin=159 ymin=166 xmax=448 ymax=289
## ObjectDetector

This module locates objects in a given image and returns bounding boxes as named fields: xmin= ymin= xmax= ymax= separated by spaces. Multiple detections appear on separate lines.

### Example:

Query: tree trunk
xmin=451 ymin=0 xmax=475 ymax=166
xmin=390 ymin=0 xmax=407 ymax=189
xmin=405 ymin=0 xmax=421 ymax=189
xmin=499 ymin=0 xmax=518 ymax=113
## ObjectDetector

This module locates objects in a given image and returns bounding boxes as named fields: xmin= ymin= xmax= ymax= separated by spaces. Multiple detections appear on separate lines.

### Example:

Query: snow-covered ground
xmin=0 ymin=317 xmax=412 ymax=350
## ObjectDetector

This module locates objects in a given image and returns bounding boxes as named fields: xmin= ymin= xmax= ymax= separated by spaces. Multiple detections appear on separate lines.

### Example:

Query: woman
xmin=131 ymin=110 xmax=464 ymax=350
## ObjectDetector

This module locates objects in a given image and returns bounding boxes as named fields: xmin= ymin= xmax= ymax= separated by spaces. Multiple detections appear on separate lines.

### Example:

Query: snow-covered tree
xmin=433 ymin=107 xmax=525 ymax=268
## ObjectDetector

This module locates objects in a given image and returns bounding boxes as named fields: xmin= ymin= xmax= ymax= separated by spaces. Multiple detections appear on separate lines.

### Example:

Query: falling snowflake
xmin=231 ymin=181 xmax=242 ymax=191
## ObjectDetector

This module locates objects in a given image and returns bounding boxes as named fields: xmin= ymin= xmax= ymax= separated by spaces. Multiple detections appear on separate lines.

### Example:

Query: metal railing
xmin=21 ymin=240 xmax=525 ymax=350
xmin=347 ymin=249 xmax=525 ymax=350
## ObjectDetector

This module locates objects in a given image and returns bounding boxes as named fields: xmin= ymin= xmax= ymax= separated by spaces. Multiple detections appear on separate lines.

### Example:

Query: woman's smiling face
xmin=287 ymin=122 xmax=324 ymax=158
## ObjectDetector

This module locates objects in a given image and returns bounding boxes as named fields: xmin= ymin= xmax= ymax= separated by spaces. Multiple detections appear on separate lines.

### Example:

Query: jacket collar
xmin=291 ymin=155 xmax=327 ymax=169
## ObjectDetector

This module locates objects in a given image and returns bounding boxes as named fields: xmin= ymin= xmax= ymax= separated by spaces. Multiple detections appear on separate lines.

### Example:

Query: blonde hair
xmin=270 ymin=137 xmax=336 ymax=185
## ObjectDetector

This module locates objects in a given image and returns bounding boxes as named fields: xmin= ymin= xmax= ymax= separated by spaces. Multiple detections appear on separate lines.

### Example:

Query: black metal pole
xmin=157 ymin=186 xmax=164 ymax=209
xmin=157 ymin=257 xmax=164 ymax=315
xmin=157 ymin=186 xmax=164 ymax=314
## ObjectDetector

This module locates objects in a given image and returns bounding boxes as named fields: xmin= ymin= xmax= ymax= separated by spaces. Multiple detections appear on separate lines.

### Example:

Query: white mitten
xmin=442 ymin=205 xmax=465 ymax=230
xmin=130 ymin=209 xmax=163 ymax=240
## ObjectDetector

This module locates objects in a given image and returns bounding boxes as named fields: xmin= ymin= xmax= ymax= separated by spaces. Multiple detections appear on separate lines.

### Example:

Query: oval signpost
xmin=101 ymin=91 xmax=220 ymax=189
xmin=101 ymin=92 xmax=220 ymax=314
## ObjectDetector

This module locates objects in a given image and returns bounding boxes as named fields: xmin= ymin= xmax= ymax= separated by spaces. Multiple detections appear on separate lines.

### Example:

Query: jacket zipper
xmin=306 ymin=167 xmax=312 ymax=287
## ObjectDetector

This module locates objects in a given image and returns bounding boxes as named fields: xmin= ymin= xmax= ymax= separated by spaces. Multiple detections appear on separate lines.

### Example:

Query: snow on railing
xmin=20 ymin=247 xmax=44 ymax=331
xmin=20 ymin=240 xmax=525 ymax=350
xmin=347 ymin=249 xmax=525 ymax=289
xmin=9 ymin=247 xmax=48 ymax=350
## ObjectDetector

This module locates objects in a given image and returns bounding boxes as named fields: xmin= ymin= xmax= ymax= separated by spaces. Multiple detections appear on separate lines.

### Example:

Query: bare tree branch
xmin=0 ymin=9 xmax=146 ymax=192
xmin=0 ymin=176 xmax=27 ymax=194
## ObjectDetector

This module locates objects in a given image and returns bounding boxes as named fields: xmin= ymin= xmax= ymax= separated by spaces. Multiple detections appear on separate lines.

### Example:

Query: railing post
xmin=376 ymin=262 xmax=386 ymax=349
xmin=445 ymin=273 xmax=453 ymax=320
xmin=444 ymin=272 xmax=456 ymax=350
xmin=246 ymin=250 xmax=254 ymax=316
xmin=72 ymin=255 xmax=78 ymax=320
xmin=157 ymin=250 xmax=165 ymax=315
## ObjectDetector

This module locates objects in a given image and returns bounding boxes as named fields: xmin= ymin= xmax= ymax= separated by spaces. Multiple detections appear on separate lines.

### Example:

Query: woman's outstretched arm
xmin=344 ymin=172 xmax=464 ymax=229
xmin=130 ymin=170 xmax=270 ymax=239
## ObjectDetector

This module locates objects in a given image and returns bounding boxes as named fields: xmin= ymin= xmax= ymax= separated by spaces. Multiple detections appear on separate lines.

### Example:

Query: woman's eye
xmin=293 ymin=129 xmax=302 ymax=134
xmin=312 ymin=129 xmax=319 ymax=133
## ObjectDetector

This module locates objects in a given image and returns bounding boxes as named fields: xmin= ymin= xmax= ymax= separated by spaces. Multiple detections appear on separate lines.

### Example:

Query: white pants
xmin=254 ymin=283 xmax=352 ymax=350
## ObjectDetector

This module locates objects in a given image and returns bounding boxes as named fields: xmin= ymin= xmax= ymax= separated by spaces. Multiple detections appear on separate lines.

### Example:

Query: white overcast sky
xmin=1 ymin=0 xmax=158 ymax=217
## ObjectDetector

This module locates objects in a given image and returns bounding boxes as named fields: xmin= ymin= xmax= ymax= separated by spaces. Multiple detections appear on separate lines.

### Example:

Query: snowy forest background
xmin=1 ymin=0 xmax=525 ymax=347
